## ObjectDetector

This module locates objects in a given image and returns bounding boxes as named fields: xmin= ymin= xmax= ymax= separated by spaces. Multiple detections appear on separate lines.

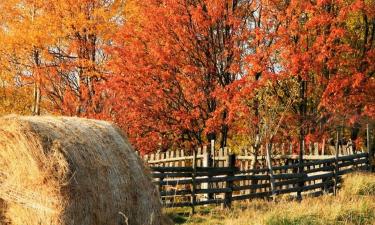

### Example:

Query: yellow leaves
xmin=57 ymin=0 xmax=124 ymax=39
xmin=0 ymin=76 xmax=33 ymax=116
xmin=124 ymin=0 xmax=142 ymax=21
xmin=0 ymin=0 xmax=127 ymax=115
xmin=345 ymin=0 xmax=375 ymax=35
xmin=3 ymin=1 xmax=55 ymax=47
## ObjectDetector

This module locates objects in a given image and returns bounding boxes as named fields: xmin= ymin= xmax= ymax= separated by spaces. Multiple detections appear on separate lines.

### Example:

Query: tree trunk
xmin=32 ymin=49 xmax=41 ymax=116
xmin=220 ymin=110 xmax=228 ymax=148
xmin=32 ymin=81 xmax=41 ymax=115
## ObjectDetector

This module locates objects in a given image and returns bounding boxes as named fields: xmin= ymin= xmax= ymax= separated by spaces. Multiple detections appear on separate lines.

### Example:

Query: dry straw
xmin=0 ymin=115 xmax=170 ymax=225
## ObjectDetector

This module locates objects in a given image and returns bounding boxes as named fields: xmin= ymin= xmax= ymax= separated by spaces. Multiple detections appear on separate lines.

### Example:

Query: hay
xmin=0 ymin=115 xmax=169 ymax=225
xmin=0 ymin=199 xmax=7 ymax=224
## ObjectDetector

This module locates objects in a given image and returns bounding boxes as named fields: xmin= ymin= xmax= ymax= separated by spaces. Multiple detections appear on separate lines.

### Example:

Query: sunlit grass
xmin=165 ymin=172 xmax=375 ymax=225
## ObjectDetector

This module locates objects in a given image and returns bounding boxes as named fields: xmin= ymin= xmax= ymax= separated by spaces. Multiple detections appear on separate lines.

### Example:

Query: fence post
xmin=158 ymin=171 xmax=164 ymax=194
xmin=314 ymin=143 xmax=319 ymax=156
xmin=322 ymin=162 xmax=330 ymax=194
xmin=181 ymin=150 xmax=185 ymax=167
xmin=202 ymin=146 xmax=213 ymax=200
xmin=224 ymin=153 xmax=236 ymax=208
xmin=191 ymin=149 xmax=197 ymax=214
xmin=197 ymin=147 xmax=202 ymax=167
xmin=219 ymin=148 xmax=224 ymax=168
xmin=245 ymin=148 xmax=251 ymax=195
xmin=175 ymin=150 xmax=180 ymax=167
xmin=266 ymin=143 xmax=276 ymax=200
xmin=297 ymin=140 xmax=305 ymax=201
xmin=166 ymin=151 xmax=171 ymax=167
xmin=367 ymin=124 xmax=374 ymax=171
xmin=155 ymin=152 xmax=160 ymax=167
xmin=211 ymin=139 xmax=215 ymax=167
xmin=334 ymin=129 xmax=340 ymax=195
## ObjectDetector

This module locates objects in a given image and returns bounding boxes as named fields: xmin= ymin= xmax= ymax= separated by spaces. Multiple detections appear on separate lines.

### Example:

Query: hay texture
xmin=0 ymin=115 xmax=167 ymax=225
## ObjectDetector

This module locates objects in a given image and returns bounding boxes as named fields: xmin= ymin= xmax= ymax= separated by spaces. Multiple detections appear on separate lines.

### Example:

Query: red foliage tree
xmin=98 ymin=0 xmax=375 ymax=153
xmin=102 ymin=0 xmax=261 ymax=153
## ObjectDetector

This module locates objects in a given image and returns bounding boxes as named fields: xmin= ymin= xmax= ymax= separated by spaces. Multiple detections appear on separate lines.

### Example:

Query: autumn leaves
xmin=0 ymin=0 xmax=374 ymax=153
xmin=0 ymin=0 xmax=123 ymax=115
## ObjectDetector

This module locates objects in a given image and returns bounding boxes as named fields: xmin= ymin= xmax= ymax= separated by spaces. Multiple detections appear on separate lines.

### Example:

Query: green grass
xmin=165 ymin=172 xmax=375 ymax=225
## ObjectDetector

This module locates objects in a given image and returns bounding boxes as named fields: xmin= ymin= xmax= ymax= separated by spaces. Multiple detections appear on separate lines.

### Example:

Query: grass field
xmin=165 ymin=173 xmax=375 ymax=225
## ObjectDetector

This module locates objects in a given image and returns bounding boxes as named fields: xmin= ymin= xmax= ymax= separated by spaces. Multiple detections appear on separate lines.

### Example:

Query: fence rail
xmin=150 ymin=152 xmax=370 ymax=209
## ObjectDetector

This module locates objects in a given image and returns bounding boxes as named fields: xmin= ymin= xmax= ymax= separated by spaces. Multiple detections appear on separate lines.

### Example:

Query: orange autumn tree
xmin=0 ymin=0 xmax=373 ymax=154
xmin=0 ymin=0 xmax=61 ymax=115
xmin=315 ymin=0 xmax=375 ymax=149
xmin=44 ymin=0 xmax=125 ymax=116
xmin=103 ymin=0 xmax=261 ymax=153
xmin=102 ymin=0 xmax=375 ymax=154
xmin=0 ymin=0 xmax=125 ymax=116
xmin=319 ymin=0 xmax=375 ymax=122
xmin=233 ymin=0 xmax=375 ymax=150
xmin=272 ymin=0 xmax=375 ymax=146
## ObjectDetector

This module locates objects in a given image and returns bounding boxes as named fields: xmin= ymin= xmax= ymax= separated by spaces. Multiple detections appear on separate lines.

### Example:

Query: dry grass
xmin=341 ymin=173 xmax=375 ymax=196
xmin=0 ymin=115 xmax=169 ymax=225
xmin=166 ymin=172 xmax=375 ymax=225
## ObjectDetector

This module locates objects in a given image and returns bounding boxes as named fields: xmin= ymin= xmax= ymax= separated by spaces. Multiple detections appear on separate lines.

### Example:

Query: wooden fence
xmin=141 ymin=141 xmax=365 ymax=169
xmin=150 ymin=152 xmax=370 ymax=210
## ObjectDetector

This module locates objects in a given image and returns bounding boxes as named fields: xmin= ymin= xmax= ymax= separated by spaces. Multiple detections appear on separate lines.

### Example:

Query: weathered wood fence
xmin=142 ymin=140 xmax=366 ymax=169
xmin=141 ymin=126 xmax=374 ymax=211
xmin=150 ymin=152 xmax=370 ymax=209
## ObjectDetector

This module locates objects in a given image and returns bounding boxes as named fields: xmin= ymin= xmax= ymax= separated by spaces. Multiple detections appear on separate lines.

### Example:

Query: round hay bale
xmin=0 ymin=115 xmax=168 ymax=225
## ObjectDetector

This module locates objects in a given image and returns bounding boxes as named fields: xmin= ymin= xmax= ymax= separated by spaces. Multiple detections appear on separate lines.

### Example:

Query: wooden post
xmin=155 ymin=152 xmax=164 ymax=198
xmin=367 ymin=124 xmax=373 ymax=171
xmin=175 ymin=150 xmax=180 ymax=167
xmin=191 ymin=149 xmax=197 ymax=214
xmin=166 ymin=151 xmax=171 ymax=167
xmin=211 ymin=139 xmax=215 ymax=167
xmin=197 ymin=147 xmax=202 ymax=167
xmin=314 ymin=143 xmax=319 ymax=155
xmin=181 ymin=150 xmax=185 ymax=167
xmin=160 ymin=152 xmax=165 ymax=167
xmin=219 ymin=148 xmax=224 ymax=168
xmin=203 ymin=146 xmax=210 ymax=167
xmin=266 ymin=143 xmax=276 ymax=200
xmin=155 ymin=152 xmax=160 ymax=167
xmin=224 ymin=153 xmax=236 ymax=208
xmin=297 ymin=139 xmax=304 ymax=201
xmin=244 ymin=148 xmax=250 ymax=195
xmin=202 ymin=146 xmax=213 ymax=200
xmin=239 ymin=149 xmax=245 ymax=195
xmin=334 ymin=129 xmax=339 ymax=195
xmin=322 ymin=162 xmax=330 ymax=194
xmin=222 ymin=147 xmax=228 ymax=189
xmin=172 ymin=150 xmax=176 ymax=166
xmin=367 ymin=124 xmax=371 ymax=153
xmin=159 ymin=171 xmax=164 ymax=194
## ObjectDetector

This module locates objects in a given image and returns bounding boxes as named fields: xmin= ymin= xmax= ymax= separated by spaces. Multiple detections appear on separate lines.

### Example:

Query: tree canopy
xmin=0 ymin=0 xmax=374 ymax=153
